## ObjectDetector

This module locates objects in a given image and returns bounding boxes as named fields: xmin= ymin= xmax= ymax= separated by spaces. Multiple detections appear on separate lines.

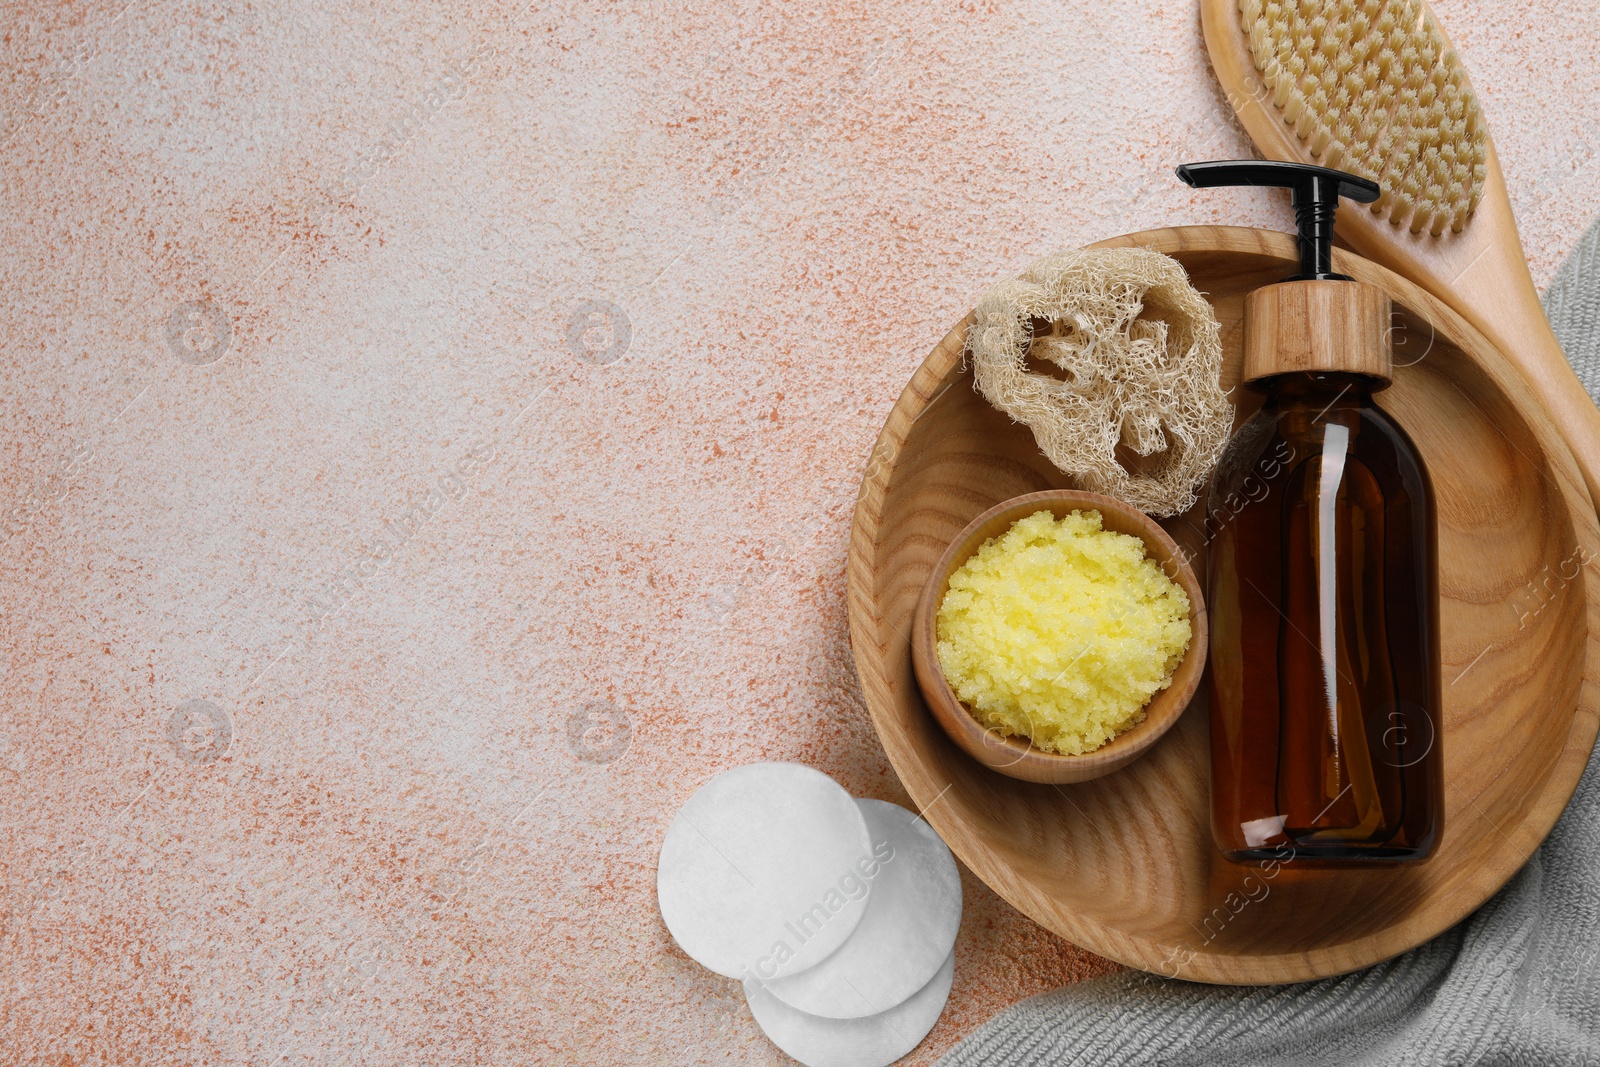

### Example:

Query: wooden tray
xmin=846 ymin=226 xmax=1600 ymax=984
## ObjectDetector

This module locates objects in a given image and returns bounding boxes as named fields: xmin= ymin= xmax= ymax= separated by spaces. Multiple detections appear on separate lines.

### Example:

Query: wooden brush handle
xmin=1458 ymin=262 xmax=1600 ymax=509
xmin=1336 ymin=151 xmax=1600 ymax=516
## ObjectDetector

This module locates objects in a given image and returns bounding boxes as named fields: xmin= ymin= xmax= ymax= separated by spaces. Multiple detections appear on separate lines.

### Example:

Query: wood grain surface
xmin=1242 ymin=280 xmax=1392 ymax=381
xmin=847 ymin=225 xmax=1600 ymax=984
xmin=1201 ymin=0 xmax=1600 ymax=517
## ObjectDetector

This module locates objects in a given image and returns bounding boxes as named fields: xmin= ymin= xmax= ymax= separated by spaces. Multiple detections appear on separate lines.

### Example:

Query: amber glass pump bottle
xmin=1178 ymin=160 xmax=1443 ymax=865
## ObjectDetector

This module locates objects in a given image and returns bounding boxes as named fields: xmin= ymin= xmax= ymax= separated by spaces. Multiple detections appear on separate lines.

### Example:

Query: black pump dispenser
xmin=1176 ymin=160 xmax=1381 ymax=282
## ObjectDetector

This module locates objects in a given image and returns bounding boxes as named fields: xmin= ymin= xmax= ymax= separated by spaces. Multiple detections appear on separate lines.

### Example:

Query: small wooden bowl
xmin=912 ymin=490 xmax=1208 ymax=784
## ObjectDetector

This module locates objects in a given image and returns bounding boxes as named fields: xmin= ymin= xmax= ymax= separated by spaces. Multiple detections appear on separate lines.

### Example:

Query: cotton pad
xmin=657 ymin=762 xmax=873 ymax=979
xmin=759 ymin=799 xmax=961 ymax=1019
xmin=743 ymin=947 xmax=955 ymax=1067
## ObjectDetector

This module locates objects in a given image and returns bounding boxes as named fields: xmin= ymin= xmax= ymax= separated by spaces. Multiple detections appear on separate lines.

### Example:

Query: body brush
xmin=1201 ymin=0 xmax=1600 ymax=511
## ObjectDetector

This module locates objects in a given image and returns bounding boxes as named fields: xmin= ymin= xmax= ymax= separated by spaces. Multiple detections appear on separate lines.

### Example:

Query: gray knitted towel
xmin=938 ymin=221 xmax=1600 ymax=1067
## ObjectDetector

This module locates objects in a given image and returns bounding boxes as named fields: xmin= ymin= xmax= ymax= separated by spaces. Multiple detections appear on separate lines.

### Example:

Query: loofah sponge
xmin=966 ymin=248 xmax=1232 ymax=517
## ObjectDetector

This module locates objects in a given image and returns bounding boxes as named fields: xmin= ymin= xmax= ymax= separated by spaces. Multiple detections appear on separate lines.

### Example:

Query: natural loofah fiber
xmin=966 ymin=248 xmax=1233 ymax=517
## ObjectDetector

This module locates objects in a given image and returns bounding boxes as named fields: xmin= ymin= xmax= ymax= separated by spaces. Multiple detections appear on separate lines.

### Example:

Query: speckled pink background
xmin=3 ymin=1 xmax=1598 ymax=1063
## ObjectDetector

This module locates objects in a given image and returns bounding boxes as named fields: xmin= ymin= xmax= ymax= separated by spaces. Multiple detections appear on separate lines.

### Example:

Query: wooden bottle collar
xmin=1241 ymin=280 xmax=1393 ymax=384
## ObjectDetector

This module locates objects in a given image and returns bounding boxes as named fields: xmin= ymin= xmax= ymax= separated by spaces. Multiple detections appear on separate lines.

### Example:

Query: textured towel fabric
xmin=938 ymin=219 xmax=1600 ymax=1067
xmin=1547 ymin=219 xmax=1600 ymax=407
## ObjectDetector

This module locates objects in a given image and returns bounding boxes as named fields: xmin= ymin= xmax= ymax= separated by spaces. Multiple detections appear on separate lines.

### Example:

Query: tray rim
xmin=846 ymin=224 xmax=1600 ymax=984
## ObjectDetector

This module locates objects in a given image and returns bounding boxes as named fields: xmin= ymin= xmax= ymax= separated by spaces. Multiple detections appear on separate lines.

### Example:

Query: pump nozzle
xmin=1176 ymin=160 xmax=1381 ymax=282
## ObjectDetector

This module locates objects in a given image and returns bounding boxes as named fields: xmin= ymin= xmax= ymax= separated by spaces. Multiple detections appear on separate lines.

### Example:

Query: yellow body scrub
xmin=935 ymin=509 xmax=1192 ymax=755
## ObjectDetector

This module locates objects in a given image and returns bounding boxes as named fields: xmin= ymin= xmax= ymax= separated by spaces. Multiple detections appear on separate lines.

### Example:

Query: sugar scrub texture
xmin=935 ymin=510 xmax=1192 ymax=755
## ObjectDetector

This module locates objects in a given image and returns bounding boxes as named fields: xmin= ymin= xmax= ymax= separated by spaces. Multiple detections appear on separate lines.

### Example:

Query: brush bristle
xmin=1238 ymin=0 xmax=1488 ymax=234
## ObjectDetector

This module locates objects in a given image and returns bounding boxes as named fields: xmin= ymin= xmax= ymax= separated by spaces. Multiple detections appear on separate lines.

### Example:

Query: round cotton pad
xmin=743 ymin=947 xmax=955 ymax=1067
xmin=760 ymin=799 xmax=961 ymax=1019
xmin=657 ymin=763 xmax=873 ymax=979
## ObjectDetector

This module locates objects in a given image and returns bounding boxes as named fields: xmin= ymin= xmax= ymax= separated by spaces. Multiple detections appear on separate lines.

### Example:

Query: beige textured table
xmin=3 ymin=2 xmax=1597 ymax=1063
